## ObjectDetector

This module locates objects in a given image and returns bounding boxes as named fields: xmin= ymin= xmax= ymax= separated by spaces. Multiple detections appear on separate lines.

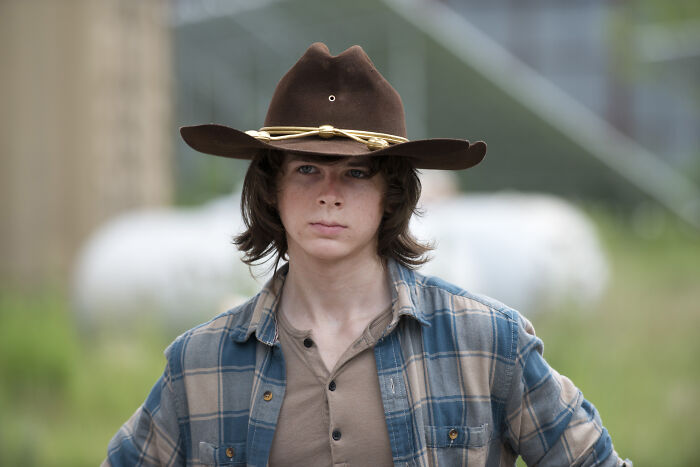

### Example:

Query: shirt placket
xmin=325 ymin=336 xmax=375 ymax=466
xmin=374 ymin=330 xmax=422 ymax=466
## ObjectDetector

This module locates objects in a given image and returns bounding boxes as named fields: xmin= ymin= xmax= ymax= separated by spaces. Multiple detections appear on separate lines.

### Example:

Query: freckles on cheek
xmin=366 ymin=188 xmax=385 ymax=215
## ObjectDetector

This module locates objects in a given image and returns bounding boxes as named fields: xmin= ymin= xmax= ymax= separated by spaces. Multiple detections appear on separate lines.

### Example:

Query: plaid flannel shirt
xmin=104 ymin=259 xmax=629 ymax=466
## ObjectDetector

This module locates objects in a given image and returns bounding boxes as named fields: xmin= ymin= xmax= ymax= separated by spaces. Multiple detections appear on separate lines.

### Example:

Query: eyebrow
xmin=286 ymin=154 xmax=372 ymax=168
xmin=346 ymin=158 xmax=372 ymax=168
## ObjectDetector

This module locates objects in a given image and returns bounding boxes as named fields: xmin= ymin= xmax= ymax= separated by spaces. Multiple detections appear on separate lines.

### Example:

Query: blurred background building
xmin=0 ymin=0 xmax=173 ymax=290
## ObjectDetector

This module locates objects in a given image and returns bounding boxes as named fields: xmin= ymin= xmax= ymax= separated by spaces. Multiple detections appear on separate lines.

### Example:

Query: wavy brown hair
xmin=233 ymin=149 xmax=431 ymax=269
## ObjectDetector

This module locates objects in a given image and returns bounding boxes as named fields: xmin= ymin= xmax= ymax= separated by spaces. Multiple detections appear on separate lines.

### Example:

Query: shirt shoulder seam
xmin=414 ymin=278 xmax=519 ymax=323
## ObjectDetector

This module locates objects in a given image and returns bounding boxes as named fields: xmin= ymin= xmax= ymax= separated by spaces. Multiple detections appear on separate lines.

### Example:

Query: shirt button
xmin=263 ymin=391 xmax=273 ymax=401
xmin=448 ymin=428 xmax=459 ymax=440
xmin=332 ymin=429 xmax=342 ymax=441
xmin=225 ymin=447 xmax=235 ymax=458
xmin=328 ymin=380 xmax=336 ymax=391
xmin=303 ymin=338 xmax=313 ymax=348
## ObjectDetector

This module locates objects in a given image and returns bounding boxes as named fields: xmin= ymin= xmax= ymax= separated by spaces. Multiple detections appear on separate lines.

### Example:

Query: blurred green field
xmin=1 ymin=208 xmax=698 ymax=466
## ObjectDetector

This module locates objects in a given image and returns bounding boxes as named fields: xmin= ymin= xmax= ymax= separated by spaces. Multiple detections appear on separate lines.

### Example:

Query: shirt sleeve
xmin=102 ymin=362 xmax=184 ymax=467
xmin=504 ymin=314 xmax=630 ymax=466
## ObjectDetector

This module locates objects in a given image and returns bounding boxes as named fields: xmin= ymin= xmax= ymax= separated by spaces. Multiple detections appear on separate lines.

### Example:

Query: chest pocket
xmin=424 ymin=424 xmax=489 ymax=466
xmin=198 ymin=441 xmax=247 ymax=466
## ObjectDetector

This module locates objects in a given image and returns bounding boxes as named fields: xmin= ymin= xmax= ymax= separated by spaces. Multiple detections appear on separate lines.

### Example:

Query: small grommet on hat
xmin=328 ymin=95 xmax=336 ymax=101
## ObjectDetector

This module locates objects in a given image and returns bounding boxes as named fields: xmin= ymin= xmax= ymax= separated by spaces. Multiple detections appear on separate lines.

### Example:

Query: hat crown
xmin=264 ymin=43 xmax=407 ymax=138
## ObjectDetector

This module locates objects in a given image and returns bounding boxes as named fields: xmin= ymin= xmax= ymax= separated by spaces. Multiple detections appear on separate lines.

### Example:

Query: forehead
xmin=283 ymin=153 xmax=373 ymax=167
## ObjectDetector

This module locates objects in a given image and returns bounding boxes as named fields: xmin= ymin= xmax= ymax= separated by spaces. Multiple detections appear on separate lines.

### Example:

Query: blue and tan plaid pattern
xmin=104 ymin=260 xmax=628 ymax=466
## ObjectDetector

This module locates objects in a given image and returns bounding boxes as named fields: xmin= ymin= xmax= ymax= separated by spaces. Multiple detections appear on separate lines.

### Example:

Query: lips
xmin=310 ymin=221 xmax=346 ymax=235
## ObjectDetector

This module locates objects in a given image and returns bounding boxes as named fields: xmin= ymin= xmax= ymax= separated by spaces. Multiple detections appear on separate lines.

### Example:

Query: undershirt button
xmin=303 ymin=338 xmax=313 ymax=348
xmin=332 ymin=429 xmax=342 ymax=441
xmin=328 ymin=380 xmax=336 ymax=391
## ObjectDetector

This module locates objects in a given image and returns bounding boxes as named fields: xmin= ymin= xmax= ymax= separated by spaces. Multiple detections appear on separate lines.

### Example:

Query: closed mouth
xmin=310 ymin=222 xmax=347 ymax=229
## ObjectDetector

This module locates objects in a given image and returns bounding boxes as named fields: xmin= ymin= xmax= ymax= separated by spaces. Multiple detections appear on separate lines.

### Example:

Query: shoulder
xmin=163 ymin=294 xmax=261 ymax=377
xmin=413 ymin=269 xmax=522 ymax=323
xmin=394 ymin=268 xmax=534 ymax=401
xmin=409 ymin=269 xmax=533 ymax=352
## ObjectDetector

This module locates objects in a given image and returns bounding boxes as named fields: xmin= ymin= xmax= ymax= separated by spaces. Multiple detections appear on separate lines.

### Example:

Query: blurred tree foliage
xmin=609 ymin=0 xmax=700 ymax=95
xmin=635 ymin=0 xmax=700 ymax=23
xmin=608 ymin=0 xmax=700 ymax=187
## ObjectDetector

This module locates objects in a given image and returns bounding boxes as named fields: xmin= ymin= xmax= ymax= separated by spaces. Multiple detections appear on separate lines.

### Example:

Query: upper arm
xmin=504 ymin=315 xmax=624 ymax=466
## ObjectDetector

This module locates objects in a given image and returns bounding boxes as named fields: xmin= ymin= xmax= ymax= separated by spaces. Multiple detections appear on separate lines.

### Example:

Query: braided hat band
xmin=245 ymin=125 xmax=408 ymax=151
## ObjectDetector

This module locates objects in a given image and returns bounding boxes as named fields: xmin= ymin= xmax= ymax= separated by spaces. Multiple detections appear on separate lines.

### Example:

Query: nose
xmin=317 ymin=174 xmax=343 ymax=207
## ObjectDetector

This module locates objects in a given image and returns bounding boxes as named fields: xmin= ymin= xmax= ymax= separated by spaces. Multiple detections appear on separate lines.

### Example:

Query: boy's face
xmin=277 ymin=153 xmax=386 ymax=265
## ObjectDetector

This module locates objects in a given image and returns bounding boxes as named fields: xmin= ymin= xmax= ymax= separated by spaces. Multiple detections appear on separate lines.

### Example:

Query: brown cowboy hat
xmin=180 ymin=42 xmax=486 ymax=170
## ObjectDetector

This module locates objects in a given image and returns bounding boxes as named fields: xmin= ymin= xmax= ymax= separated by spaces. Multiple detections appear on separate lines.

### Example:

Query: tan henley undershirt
xmin=268 ymin=305 xmax=395 ymax=467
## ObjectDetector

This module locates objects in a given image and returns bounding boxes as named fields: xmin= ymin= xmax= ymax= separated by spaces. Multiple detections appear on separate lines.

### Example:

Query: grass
xmin=1 ymin=207 xmax=698 ymax=466
xmin=0 ymin=295 xmax=171 ymax=466
xmin=531 ymin=208 xmax=700 ymax=465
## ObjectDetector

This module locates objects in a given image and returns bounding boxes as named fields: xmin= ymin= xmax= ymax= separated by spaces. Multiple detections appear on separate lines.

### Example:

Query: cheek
xmin=372 ymin=182 xmax=387 ymax=217
xmin=276 ymin=187 xmax=295 ymax=227
xmin=277 ymin=185 xmax=312 ymax=232
xmin=361 ymin=190 xmax=385 ymax=227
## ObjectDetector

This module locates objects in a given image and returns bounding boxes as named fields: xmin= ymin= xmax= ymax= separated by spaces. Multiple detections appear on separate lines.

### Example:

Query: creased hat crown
xmin=265 ymin=43 xmax=407 ymax=137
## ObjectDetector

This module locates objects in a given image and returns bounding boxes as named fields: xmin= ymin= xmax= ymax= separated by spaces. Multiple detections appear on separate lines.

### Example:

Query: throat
xmin=279 ymin=257 xmax=392 ymax=334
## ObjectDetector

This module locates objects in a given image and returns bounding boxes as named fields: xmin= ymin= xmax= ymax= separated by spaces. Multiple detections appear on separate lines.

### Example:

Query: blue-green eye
xmin=348 ymin=169 xmax=367 ymax=179
xmin=297 ymin=165 xmax=315 ymax=174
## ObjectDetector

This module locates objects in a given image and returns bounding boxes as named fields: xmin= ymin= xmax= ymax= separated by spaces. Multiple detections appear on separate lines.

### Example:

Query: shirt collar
xmin=234 ymin=258 xmax=429 ymax=346
xmin=386 ymin=258 xmax=430 ymax=328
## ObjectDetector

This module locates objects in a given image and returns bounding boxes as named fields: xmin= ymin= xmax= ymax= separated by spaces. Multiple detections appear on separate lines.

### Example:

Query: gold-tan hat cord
xmin=245 ymin=125 xmax=409 ymax=151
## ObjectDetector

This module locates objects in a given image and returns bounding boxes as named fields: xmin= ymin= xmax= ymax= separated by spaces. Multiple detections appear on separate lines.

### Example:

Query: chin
xmin=290 ymin=238 xmax=377 ymax=264
xmin=305 ymin=248 xmax=352 ymax=263
xmin=297 ymin=243 xmax=359 ymax=263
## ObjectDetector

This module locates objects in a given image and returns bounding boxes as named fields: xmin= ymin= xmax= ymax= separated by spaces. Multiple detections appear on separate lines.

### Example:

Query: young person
xmin=104 ymin=43 xmax=630 ymax=466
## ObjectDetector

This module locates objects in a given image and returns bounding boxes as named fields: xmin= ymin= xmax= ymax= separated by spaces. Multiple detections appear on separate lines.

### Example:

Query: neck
xmin=280 ymin=253 xmax=392 ymax=328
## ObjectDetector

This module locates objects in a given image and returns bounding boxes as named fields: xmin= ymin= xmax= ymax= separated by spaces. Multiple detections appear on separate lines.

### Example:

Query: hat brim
xmin=180 ymin=124 xmax=486 ymax=170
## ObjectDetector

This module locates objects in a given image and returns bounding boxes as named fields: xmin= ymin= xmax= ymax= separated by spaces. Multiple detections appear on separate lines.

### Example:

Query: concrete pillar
xmin=0 ymin=0 xmax=173 ymax=290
